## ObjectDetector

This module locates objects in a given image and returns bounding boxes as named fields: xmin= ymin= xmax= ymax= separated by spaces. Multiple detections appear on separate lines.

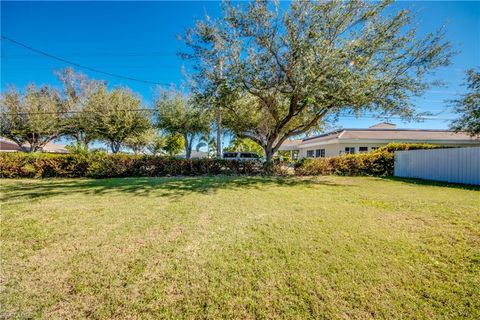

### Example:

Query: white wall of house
xmin=298 ymin=140 xmax=480 ymax=159
xmin=299 ymin=142 xmax=383 ymax=158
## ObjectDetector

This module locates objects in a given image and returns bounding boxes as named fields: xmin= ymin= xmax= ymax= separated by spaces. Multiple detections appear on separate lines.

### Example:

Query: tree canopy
xmin=183 ymin=0 xmax=453 ymax=161
xmin=162 ymin=133 xmax=185 ymax=156
xmin=87 ymin=87 xmax=151 ymax=153
xmin=450 ymin=68 xmax=480 ymax=137
xmin=56 ymin=67 xmax=104 ymax=150
xmin=224 ymin=137 xmax=265 ymax=156
xmin=155 ymin=89 xmax=211 ymax=158
xmin=0 ymin=85 xmax=68 ymax=152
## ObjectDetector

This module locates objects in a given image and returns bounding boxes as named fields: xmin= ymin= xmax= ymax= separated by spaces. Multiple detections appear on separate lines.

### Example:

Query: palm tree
xmin=196 ymin=134 xmax=217 ymax=158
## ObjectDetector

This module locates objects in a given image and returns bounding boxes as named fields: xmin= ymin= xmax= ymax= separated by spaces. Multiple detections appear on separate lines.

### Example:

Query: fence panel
xmin=394 ymin=147 xmax=480 ymax=185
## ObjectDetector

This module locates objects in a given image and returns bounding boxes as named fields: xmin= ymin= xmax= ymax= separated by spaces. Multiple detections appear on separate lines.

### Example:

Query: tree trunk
xmin=77 ymin=132 xmax=90 ymax=151
xmin=263 ymin=144 xmax=275 ymax=174
xmin=216 ymin=58 xmax=223 ymax=159
xmin=30 ymin=142 xmax=42 ymax=153
xmin=216 ymin=111 xmax=222 ymax=158
xmin=185 ymin=134 xmax=192 ymax=159
xmin=111 ymin=141 xmax=121 ymax=153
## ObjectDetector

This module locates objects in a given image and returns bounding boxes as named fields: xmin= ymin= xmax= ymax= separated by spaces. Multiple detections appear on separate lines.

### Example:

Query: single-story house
xmin=177 ymin=150 xmax=209 ymax=159
xmin=278 ymin=122 xmax=480 ymax=159
xmin=0 ymin=137 xmax=68 ymax=153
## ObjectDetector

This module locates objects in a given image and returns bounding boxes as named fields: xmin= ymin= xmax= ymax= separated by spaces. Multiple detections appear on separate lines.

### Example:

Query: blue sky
xmin=1 ymin=1 xmax=479 ymax=135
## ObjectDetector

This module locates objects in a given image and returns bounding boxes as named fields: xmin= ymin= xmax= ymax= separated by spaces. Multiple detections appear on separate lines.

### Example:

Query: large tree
xmin=0 ymin=85 xmax=68 ymax=152
xmin=88 ymin=87 xmax=151 ymax=153
xmin=450 ymin=68 xmax=480 ymax=137
xmin=162 ymin=133 xmax=185 ymax=156
xmin=182 ymin=0 xmax=452 ymax=162
xmin=155 ymin=90 xmax=211 ymax=158
xmin=55 ymin=67 xmax=104 ymax=150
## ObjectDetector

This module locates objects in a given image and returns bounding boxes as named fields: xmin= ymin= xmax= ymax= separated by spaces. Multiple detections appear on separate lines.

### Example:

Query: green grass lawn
xmin=1 ymin=176 xmax=479 ymax=319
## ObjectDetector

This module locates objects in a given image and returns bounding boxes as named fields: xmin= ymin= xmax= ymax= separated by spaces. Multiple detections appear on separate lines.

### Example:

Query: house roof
xmin=0 ymin=138 xmax=23 ymax=152
xmin=302 ymin=128 xmax=478 ymax=144
xmin=277 ymin=139 xmax=302 ymax=151
xmin=368 ymin=122 xmax=397 ymax=129
xmin=0 ymin=137 xmax=68 ymax=153
xmin=277 ymin=123 xmax=479 ymax=150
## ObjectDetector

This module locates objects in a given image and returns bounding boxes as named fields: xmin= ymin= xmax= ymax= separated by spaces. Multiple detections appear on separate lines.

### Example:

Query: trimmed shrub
xmin=295 ymin=151 xmax=394 ymax=176
xmin=0 ymin=152 xmax=89 ymax=178
xmin=375 ymin=142 xmax=444 ymax=153
xmin=0 ymin=152 xmax=264 ymax=179
xmin=295 ymin=143 xmax=443 ymax=177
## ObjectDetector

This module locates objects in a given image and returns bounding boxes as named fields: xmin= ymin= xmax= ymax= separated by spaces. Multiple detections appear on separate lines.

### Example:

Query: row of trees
xmin=0 ymin=68 xmax=214 ymax=157
xmin=2 ymin=1 xmax=478 ymax=161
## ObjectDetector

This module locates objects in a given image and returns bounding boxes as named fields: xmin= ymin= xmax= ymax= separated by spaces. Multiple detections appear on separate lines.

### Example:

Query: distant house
xmin=177 ymin=150 xmax=209 ymax=159
xmin=278 ymin=122 xmax=480 ymax=159
xmin=0 ymin=137 xmax=68 ymax=153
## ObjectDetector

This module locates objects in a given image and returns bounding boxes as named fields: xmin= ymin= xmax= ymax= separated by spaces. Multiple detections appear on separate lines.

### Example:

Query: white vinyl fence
xmin=394 ymin=147 xmax=480 ymax=185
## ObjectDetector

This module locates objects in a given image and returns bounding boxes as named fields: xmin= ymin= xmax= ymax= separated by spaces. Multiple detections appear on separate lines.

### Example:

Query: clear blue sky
xmin=1 ymin=1 xmax=479 ymax=134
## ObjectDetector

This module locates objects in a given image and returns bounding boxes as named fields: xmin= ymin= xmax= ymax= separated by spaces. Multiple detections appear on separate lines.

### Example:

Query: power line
xmin=1 ymin=35 xmax=172 ymax=86
xmin=1 ymin=52 xmax=178 ymax=58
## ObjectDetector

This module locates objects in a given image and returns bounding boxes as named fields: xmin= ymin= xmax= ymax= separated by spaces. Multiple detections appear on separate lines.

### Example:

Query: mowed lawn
xmin=1 ymin=176 xmax=479 ymax=319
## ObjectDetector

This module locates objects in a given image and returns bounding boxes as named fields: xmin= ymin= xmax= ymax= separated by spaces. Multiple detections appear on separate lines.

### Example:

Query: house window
xmin=315 ymin=149 xmax=325 ymax=158
xmin=371 ymin=147 xmax=379 ymax=151
xmin=359 ymin=147 xmax=368 ymax=153
xmin=345 ymin=147 xmax=355 ymax=154
xmin=306 ymin=150 xmax=315 ymax=158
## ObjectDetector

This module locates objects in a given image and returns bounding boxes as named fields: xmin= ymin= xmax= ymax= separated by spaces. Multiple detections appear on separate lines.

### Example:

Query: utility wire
xmin=1 ymin=35 xmax=171 ymax=86
xmin=1 ymin=52 xmax=178 ymax=58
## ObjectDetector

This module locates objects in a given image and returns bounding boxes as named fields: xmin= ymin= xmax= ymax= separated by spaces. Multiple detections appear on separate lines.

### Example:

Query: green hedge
xmin=0 ymin=153 xmax=263 ymax=178
xmin=375 ymin=142 xmax=445 ymax=153
xmin=295 ymin=143 xmax=443 ymax=177
xmin=295 ymin=151 xmax=395 ymax=176
xmin=0 ymin=143 xmax=447 ymax=178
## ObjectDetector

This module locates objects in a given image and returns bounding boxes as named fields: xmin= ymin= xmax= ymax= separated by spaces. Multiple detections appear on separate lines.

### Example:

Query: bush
xmin=375 ymin=142 xmax=444 ymax=153
xmin=295 ymin=151 xmax=394 ymax=176
xmin=0 ymin=152 xmax=89 ymax=178
xmin=295 ymin=143 xmax=444 ymax=177
xmin=0 ymin=152 xmax=264 ymax=179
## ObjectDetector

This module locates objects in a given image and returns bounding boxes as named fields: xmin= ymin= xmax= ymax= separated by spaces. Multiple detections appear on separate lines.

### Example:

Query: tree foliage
xmin=145 ymin=131 xmax=167 ymax=156
xmin=55 ymin=67 xmax=104 ymax=150
xmin=183 ymin=0 xmax=452 ymax=161
xmin=196 ymin=134 xmax=217 ymax=157
xmin=450 ymin=68 xmax=480 ymax=137
xmin=224 ymin=137 xmax=265 ymax=156
xmin=125 ymin=129 xmax=157 ymax=155
xmin=162 ymin=133 xmax=185 ymax=156
xmin=87 ymin=87 xmax=151 ymax=153
xmin=0 ymin=85 xmax=68 ymax=152
xmin=155 ymin=89 xmax=211 ymax=158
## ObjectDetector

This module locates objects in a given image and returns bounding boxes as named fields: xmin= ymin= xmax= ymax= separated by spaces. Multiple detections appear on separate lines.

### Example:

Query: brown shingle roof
xmin=301 ymin=129 xmax=479 ymax=145
xmin=0 ymin=138 xmax=23 ymax=152
xmin=339 ymin=129 xmax=477 ymax=141
xmin=0 ymin=137 xmax=68 ymax=153
xmin=277 ymin=139 xmax=302 ymax=151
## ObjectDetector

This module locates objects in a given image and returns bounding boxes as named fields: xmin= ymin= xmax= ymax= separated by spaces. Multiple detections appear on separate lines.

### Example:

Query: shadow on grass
xmin=1 ymin=175 xmax=348 ymax=203
xmin=381 ymin=176 xmax=480 ymax=191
